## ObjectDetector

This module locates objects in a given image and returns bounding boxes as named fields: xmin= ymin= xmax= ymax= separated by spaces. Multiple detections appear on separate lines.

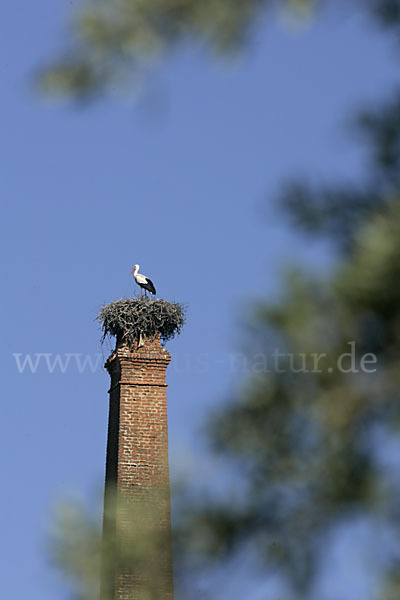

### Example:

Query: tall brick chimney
xmin=98 ymin=298 xmax=184 ymax=600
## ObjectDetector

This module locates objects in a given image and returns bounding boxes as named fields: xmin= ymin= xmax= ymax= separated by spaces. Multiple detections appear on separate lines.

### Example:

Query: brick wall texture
xmin=101 ymin=335 xmax=174 ymax=600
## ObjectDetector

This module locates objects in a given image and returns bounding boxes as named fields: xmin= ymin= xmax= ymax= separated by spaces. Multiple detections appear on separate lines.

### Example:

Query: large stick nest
xmin=97 ymin=298 xmax=186 ymax=346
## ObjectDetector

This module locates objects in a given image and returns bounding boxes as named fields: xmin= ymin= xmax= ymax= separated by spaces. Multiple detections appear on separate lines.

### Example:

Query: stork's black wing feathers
xmin=143 ymin=278 xmax=156 ymax=295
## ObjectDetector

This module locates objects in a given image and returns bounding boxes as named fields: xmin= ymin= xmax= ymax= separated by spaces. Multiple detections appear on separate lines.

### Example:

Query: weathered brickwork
xmin=102 ymin=335 xmax=174 ymax=600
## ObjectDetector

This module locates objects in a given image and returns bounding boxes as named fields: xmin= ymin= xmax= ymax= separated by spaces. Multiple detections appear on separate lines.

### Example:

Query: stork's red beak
xmin=130 ymin=268 xmax=134 ymax=275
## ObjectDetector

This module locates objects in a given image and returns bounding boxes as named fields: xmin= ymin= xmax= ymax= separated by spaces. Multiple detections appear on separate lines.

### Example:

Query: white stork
xmin=131 ymin=264 xmax=156 ymax=297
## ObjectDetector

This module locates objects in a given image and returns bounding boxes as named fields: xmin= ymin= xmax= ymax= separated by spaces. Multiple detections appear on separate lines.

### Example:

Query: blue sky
xmin=3 ymin=2 xmax=400 ymax=598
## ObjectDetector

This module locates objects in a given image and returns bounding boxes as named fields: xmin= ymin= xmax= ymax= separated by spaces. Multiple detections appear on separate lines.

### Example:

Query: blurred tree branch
xmin=38 ymin=0 xmax=318 ymax=99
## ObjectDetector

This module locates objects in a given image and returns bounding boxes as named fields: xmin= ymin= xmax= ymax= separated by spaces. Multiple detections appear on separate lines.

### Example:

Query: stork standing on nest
xmin=131 ymin=264 xmax=157 ymax=297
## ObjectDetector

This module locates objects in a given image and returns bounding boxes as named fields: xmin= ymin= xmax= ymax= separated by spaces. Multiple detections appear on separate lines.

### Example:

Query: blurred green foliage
xmin=175 ymin=81 xmax=400 ymax=600
xmin=50 ymin=488 xmax=173 ymax=600
xmin=176 ymin=203 xmax=400 ymax=596
xmin=50 ymin=499 xmax=102 ymax=600
xmin=37 ymin=0 xmax=400 ymax=99
xmin=39 ymin=0 xmax=317 ymax=99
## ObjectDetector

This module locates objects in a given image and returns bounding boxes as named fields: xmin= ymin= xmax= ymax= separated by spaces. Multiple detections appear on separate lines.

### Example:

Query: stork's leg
xmin=140 ymin=287 xmax=142 ymax=298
